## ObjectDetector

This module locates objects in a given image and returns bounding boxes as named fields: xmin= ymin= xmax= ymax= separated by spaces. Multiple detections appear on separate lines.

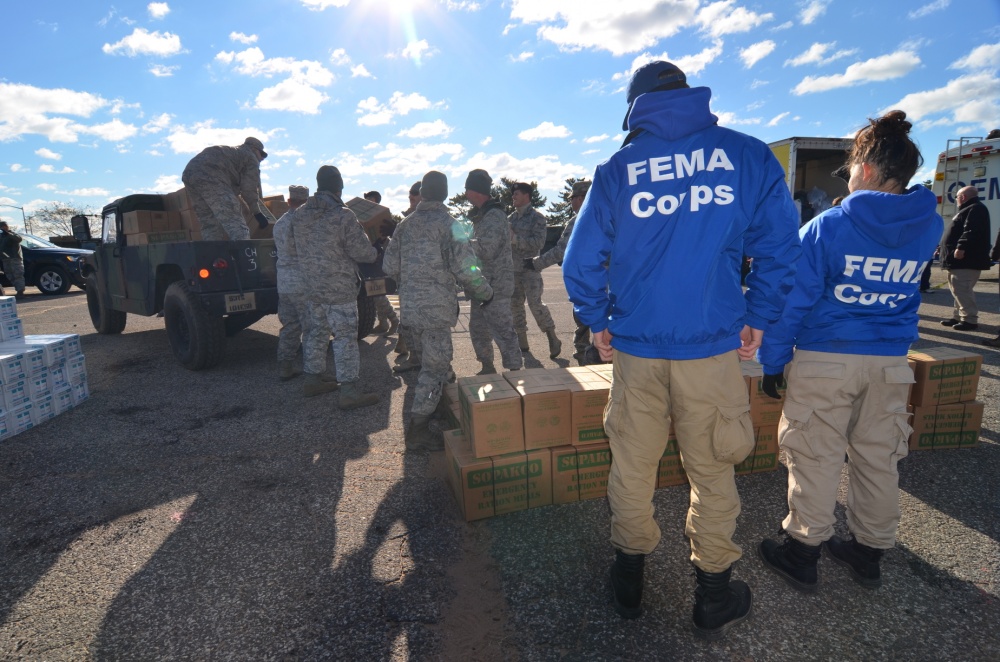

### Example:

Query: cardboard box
xmin=444 ymin=429 xmax=494 ymax=521
xmin=525 ymin=448 xmax=553 ymax=508
xmin=908 ymin=401 xmax=983 ymax=450
xmin=657 ymin=435 xmax=688 ymax=488
xmin=457 ymin=375 xmax=524 ymax=458
xmin=491 ymin=452 xmax=530 ymax=516
xmin=3 ymin=379 xmax=30 ymax=411
xmin=263 ymin=195 xmax=289 ymax=219
xmin=735 ymin=426 xmax=780 ymax=475
xmin=162 ymin=188 xmax=192 ymax=212
xmin=179 ymin=209 xmax=201 ymax=233
xmin=128 ymin=230 xmax=190 ymax=246
xmin=551 ymin=446 xmax=580 ymax=504
xmin=9 ymin=404 xmax=33 ymax=436
xmin=0 ymin=318 xmax=23 ymax=342
xmin=346 ymin=197 xmax=394 ymax=243
xmin=29 ymin=393 xmax=55 ymax=426
xmin=3 ymin=336 xmax=62 ymax=366
xmin=908 ymin=347 xmax=982 ymax=407
xmin=71 ymin=376 xmax=90 ymax=406
xmin=0 ymin=296 xmax=16 ymax=320
xmin=504 ymin=371 xmax=572 ymax=450
xmin=741 ymin=361 xmax=785 ymax=427
xmin=576 ymin=442 xmax=612 ymax=501
xmin=586 ymin=363 xmax=614 ymax=381
xmin=0 ymin=344 xmax=42 ymax=375
xmin=24 ymin=372 xmax=49 ymax=399
xmin=123 ymin=210 xmax=181 ymax=235
xmin=0 ymin=351 xmax=27 ymax=385
xmin=53 ymin=385 xmax=74 ymax=415
xmin=0 ymin=413 xmax=9 ymax=440
xmin=560 ymin=367 xmax=611 ymax=445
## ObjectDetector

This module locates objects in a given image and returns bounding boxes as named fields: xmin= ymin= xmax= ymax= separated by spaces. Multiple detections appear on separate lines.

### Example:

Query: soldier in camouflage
xmin=293 ymin=165 xmax=380 ymax=408
xmin=509 ymin=181 xmax=561 ymax=359
xmin=0 ymin=222 xmax=25 ymax=299
xmin=391 ymin=180 xmax=424 ymax=373
xmin=181 ymin=136 xmax=270 ymax=241
xmin=274 ymin=185 xmax=310 ymax=381
xmin=364 ymin=190 xmax=400 ymax=336
xmin=528 ymin=180 xmax=594 ymax=364
xmin=383 ymin=171 xmax=494 ymax=451
xmin=464 ymin=169 xmax=523 ymax=374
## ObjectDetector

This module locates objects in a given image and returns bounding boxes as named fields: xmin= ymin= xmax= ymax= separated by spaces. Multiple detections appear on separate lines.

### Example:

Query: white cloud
xmin=216 ymin=47 xmax=334 ymax=113
xmin=10 ymin=164 xmax=24 ymax=172
xmin=697 ymin=0 xmax=773 ymax=38
xmin=767 ymin=111 xmax=791 ymax=127
xmin=799 ymin=0 xmax=827 ymax=25
xmin=951 ymin=43 xmax=1000 ymax=70
xmin=398 ymin=120 xmax=453 ymax=139
xmin=330 ymin=48 xmax=351 ymax=66
xmin=714 ymin=110 xmax=762 ymax=126
xmin=511 ymin=52 xmax=534 ymax=62
xmin=613 ymin=41 xmax=725 ymax=90
xmin=35 ymin=148 xmax=61 ymax=160
xmin=148 ymin=2 xmax=170 ymax=19
xmin=142 ymin=113 xmax=172 ymax=134
xmin=518 ymin=121 xmax=571 ymax=141
xmin=230 ymin=32 xmax=258 ymax=45
xmin=102 ymin=28 xmax=183 ymax=57
xmin=36 ymin=183 xmax=57 ymax=191
xmin=582 ymin=149 xmax=601 ymax=155
xmin=584 ymin=134 xmax=610 ymax=143
xmin=166 ymin=123 xmax=273 ymax=154
xmin=351 ymin=64 xmax=374 ymax=78
xmin=151 ymin=174 xmax=182 ymax=193
xmin=793 ymin=50 xmax=921 ymax=95
xmin=149 ymin=64 xmax=178 ymax=77
xmin=481 ymin=137 xmax=492 ymax=146
xmin=453 ymin=151 xmax=589 ymax=194
xmin=772 ymin=20 xmax=793 ymax=30
xmin=740 ymin=40 xmax=775 ymax=69
xmin=509 ymin=0 xmax=701 ymax=57
xmin=356 ymin=92 xmax=442 ymax=126
xmin=300 ymin=0 xmax=349 ymax=9
xmin=785 ymin=42 xmax=858 ymax=67
xmin=0 ymin=83 xmax=110 ymax=143
xmin=908 ymin=0 xmax=950 ymax=19
xmin=38 ymin=165 xmax=75 ymax=174
xmin=81 ymin=118 xmax=138 ymax=142
xmin=63 ymin=188 xmax=110 ymax=198
xmin=255 ymin=79 xmax=330 ymax=114
xmin=389 ymin=40 xmax=436 ymax=62
xmin=883 ymin=72 xmax=1000 ymax=130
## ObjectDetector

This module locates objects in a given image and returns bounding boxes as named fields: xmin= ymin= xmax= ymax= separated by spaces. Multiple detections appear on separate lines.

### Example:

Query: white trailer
xmin=768 ymin=137 xmax=852 ymax=225
xmin=931 ymin=135 xmax=1000 ymax=240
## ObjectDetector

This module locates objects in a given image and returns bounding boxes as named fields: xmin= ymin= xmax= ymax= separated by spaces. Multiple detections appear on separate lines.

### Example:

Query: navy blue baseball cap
xmin=623 ymin=61 xmax=689 ymax=130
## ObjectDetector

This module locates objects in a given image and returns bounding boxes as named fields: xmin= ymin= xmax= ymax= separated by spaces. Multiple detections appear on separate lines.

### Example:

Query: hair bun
xmin=873 ymin=109 xmax=912 ymax=136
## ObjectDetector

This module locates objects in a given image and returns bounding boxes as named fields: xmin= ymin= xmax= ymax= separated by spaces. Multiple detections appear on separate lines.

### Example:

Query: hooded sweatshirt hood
xmin=626 ymin=87 xmax=718 ymax=141
xmin=839 ymin=185 xmax=939 ymax=248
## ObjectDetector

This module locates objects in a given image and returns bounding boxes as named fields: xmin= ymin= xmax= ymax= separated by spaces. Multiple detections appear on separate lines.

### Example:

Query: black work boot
xmin=691 ymin=566 xmax=752 ymax=640
xmin=825 ymin=535 xmax=884 ymax=589
xmin=758 ymin=534 xmax=822 ymax=592
xmin=609 ymin=550 xmax=644 ymax=619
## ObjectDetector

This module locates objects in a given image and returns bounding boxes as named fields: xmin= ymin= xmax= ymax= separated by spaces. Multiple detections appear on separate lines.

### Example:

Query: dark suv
xmin=1 ymin=234 xmax=91 ymax=295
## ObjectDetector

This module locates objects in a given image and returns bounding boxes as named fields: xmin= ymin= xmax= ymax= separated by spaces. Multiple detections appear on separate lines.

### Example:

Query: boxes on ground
xmin=908 ymin=401 xmax=983 ymax=450
xmin=908 ymin=347 xmax=981 ymax=407
xmin=346 ymin=197 xmax=394 ymax=244
xmin=503 ymin=370 xmax=571 ymax=450
xmin=561 ymin=367 xmax=611 ymax=445
xmin=741 ymin=361 xmax=785 ymax=427
xmin=445 ymin=429 xmax=495 ymax=521
xmin=457 ymin=375 xmax=524 ymax=458
xmin=122 ymin=210 xmax=181 ymax=235
xmin=735 ymin=426 xmax=780 ymax=475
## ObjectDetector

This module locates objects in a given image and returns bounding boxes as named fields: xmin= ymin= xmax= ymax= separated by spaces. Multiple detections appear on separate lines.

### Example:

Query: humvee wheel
xmin=163 ymin=281 xmax=225 ymax=370
xmin=86 ymin=273 xmax=127 ymax=334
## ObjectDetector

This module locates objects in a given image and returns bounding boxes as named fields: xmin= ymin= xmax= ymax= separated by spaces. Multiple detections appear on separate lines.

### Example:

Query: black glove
xmin=762 ymin=372 xmax=785 ymax=399
xmin=479 ymin=293 xmax=494 ymax=308
xmin=254 ymin=213 xmax=269 ymax=229
xmin=522 ymin=258 xmax=535 ymax=271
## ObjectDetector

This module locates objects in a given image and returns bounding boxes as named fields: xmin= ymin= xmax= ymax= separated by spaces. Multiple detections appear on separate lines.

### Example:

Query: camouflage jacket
xmin=533 ymin=215 xmax=575 ymax=270
xmin=469 ymin=200 xmax=515 ymax=298
xmin=508 ymin=205 xmax=547 ymax=269
xmin=0 ymin=229 xmax=23 ymax=261
xmin=291 ymin=191 xmax=377 ymax=305
xmin=181 ymin=144 xmax=264 ymax=212
xmin=273 ymin=210 xmax=302 ymax=294
xmin=383 ymin=200 xmax=493 ymax=329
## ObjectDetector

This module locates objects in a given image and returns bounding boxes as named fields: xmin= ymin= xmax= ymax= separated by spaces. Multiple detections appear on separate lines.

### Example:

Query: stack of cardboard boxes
xmin=444 ymin=362 xmax=784 ymax=522
xmin=907 ymin=347 xmax=983 ymax=450
xmin=161 ymin=188 xmax=285 ymax=241
xmin=121 ymin=207 xmax=188 ymax=246
xmin=0 ymin=297 xmax=88 ymax=439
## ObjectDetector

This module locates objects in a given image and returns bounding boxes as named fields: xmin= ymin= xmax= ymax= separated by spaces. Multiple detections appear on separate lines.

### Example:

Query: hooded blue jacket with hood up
xmin=562 ymin=86 xmax=801 ymax=360
xmin=758 ymin=186 xmax=944 ymax=374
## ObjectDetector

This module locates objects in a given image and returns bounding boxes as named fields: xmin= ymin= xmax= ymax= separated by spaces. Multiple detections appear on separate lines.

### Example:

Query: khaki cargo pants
xmin=779 ymin=350 xmax=912 ymax=549
xmin=605 ymin=350 xmax=753 ymax=572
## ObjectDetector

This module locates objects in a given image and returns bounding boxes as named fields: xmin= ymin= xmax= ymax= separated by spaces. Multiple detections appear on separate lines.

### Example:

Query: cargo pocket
xmin=883 ymin=365 xmax=916 ymax=387
xmin=891 ymin=409 xmax=912 ymax=463
xmin=797 ymin=360 xmax=846 ymax=379
xmin=603 ymin=376 xmax=625 ymax=440
xmin=777 ymin=398 xmax=821 ymax=466
xmin=711 ymin=404 xmax=755 ymax=464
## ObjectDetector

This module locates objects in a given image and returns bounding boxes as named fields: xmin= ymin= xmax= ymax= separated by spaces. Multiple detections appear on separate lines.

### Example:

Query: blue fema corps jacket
xmin=562 ymin=87 xmax=801 ymax=360
xmin=758 ymin=186 xmax=944 ymax=374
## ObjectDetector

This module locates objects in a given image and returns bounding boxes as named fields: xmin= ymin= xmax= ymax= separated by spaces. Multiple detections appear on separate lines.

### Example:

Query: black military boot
xmin=825 ymin=536 xmax=884 ymax=588
xmin=758 ymin=534 xmax=822 ymax=592
xmin=691 ymin=566 xmax=752 ymax=640
xmin=609 ymin=550 xmax=644 ymax=619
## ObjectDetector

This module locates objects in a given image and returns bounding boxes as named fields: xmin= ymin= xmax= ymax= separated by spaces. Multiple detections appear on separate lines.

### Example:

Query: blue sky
xmin=1 ymin=0 xmax=999 ymax=229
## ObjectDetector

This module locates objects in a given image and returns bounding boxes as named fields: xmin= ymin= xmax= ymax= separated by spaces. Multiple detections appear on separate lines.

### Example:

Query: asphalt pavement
xmin=1 ymin=266 xmax=998 ymax=661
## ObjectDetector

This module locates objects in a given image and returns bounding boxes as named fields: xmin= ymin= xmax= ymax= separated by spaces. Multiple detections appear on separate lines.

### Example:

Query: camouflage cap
xmin=571 ymin=180 xmax=591 ymax=197
xmin=288 ymin=185 xmax=309 ymax=202
xmin=244 ymin=136 xmax=267 ymax=159
xmin=420 ymin=170 xmax=448 ymax=202
xmin=316 ymin=165 xmax=344 ymax=194
xmin=465 ymin=169 xmax=492 ymax=196
xmin=409 ymin=181 xmax=422 ymax=197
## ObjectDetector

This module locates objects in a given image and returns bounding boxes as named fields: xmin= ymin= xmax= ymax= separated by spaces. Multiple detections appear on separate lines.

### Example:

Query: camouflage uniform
xmin=383 ymin=200 xmax=493 ymax=415
xmin=292 ymin=191 xmax=377 ymax=381
xmin=273 ymin=208 xmax=307 ymax=362
xmin=0 ymin=228 xmax=25 ymax=294
xmin=532 ymin=216 xmax=592 ymax=359
xmin=509 ymin=205 xmax=555 ymax=333
xmin=469 ymin=201 xmax=522 ymax=370
xmin=181 ymin=143 xmax=263 ymax=241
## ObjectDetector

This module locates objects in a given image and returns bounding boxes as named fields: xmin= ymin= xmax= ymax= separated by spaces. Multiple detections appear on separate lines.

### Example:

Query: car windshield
xmin=19 ymin=234 xmax=60 ymax=249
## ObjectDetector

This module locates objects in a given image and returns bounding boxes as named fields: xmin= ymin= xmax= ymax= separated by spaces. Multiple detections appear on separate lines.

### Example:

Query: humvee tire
xmin=86 ymin=273 xmax=127 ymax=334
xmin=357 ymin=289 xmax=377 ymax=339
xmin=163 ymin=280 xmax=225 ymax=370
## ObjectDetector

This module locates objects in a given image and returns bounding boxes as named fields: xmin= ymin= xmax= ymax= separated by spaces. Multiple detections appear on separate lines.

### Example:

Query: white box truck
xmin=931 ymin=134 xmax=1000 ymax=238
xmin=768 ymin=137 xmax=852 ymax=226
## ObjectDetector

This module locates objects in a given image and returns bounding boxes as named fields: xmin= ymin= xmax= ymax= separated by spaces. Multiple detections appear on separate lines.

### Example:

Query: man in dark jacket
xmin=940 ymin=186 xmax=992 ymax=331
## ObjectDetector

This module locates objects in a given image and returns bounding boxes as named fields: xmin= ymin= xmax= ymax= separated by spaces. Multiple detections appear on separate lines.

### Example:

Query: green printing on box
xmin=928 ymin=361 xmax=978 ymax=380
xmin=577 ymin=427 xmax=607 ymax=443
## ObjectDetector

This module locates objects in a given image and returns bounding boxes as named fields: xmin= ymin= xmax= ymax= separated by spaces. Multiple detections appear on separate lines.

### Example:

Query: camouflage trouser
xmin=409 ymin=327 xmax=452 ymax=416
xmin=2 ymin=258 xmax=25 ymax=293
xmin=397 ymin=323 xmax=418 ymax=359
xmin=277 ymin=292 xmax=308 ymax=362
xmin=302 ymin=301 xmax=360 ymax=381
xmin=374 ymin=295 xmax=398 ymax=325
xmin=183 ymin=179 xmax=251 ymax=241
xmin=469 ymin=294 xmax=523 ymax=370
xmin=511 ymin=269 xmax=554 ymax=334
